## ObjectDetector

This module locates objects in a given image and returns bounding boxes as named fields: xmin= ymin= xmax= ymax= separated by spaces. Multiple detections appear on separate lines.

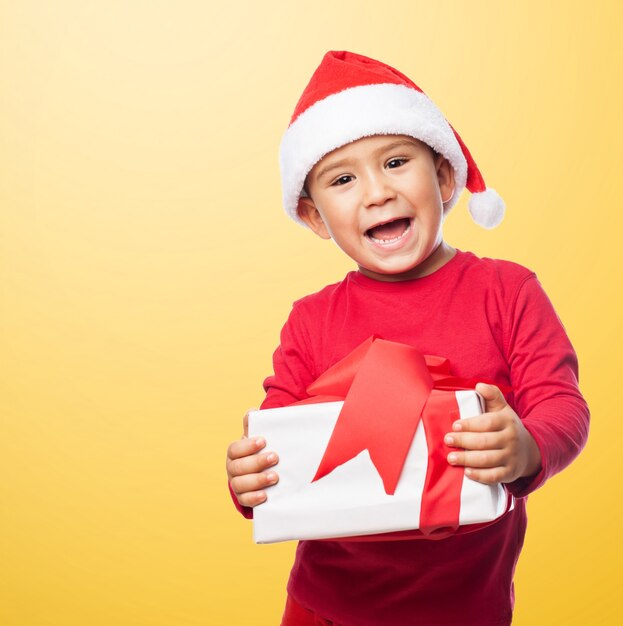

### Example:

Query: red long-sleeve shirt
xmin=230 ymin=249 xmax=589 ymax=626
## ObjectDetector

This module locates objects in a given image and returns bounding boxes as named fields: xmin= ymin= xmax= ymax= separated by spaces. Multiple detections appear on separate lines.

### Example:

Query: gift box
xmin=249 ymin=337 xmax=514 ymax=544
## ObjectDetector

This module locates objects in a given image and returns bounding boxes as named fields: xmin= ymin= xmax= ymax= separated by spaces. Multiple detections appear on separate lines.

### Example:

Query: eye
xmin=387 ymin=158 xmax=408 ymax=169
xmin=331 ymin=175 xmax=354 ymax=186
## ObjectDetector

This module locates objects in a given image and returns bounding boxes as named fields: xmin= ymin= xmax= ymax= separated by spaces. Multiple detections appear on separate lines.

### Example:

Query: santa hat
xmin=279 ymin=50 xmax=505 ymax=229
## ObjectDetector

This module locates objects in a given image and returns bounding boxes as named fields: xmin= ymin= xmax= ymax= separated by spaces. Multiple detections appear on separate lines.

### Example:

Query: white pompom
xmin=468 ymin=188 xmax=505 ymax=229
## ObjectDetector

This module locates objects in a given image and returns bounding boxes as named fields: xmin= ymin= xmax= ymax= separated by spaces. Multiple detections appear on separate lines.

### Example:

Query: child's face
xmin=296 ymin=134 xmax=456 ymax=281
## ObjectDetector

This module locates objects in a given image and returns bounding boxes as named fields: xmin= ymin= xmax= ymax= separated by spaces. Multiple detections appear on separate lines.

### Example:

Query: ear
xmin=434 ymin=153 xmax=456 ymax=204
xmin=296 ymin=196 xmax=331 ymax=240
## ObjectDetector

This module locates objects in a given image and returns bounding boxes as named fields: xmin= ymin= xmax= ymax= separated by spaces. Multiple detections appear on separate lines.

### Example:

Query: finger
xmin=230 ymin=469 xmax=279 ymax=498
xmin=227 ymin=435 xmax=267 ymax=462
xmin=447 ymin=448 xmax=506 ymax=470
xmin=451 ymin=412 xmax=506 ymax=434
xmin=475 ymin=383 xmax=508 ymax=412
xmin=227 ymin=449 xmax=279 ymax=481
xmin=444 ymin=430 xmax=505 ymax=451
xmin=462 ymin=466 xmax=509 ymax=485
xmin=236 ymin=489 xmax=271 ymax=508
xmin=242 ymin=408 xmax=257 ymax=438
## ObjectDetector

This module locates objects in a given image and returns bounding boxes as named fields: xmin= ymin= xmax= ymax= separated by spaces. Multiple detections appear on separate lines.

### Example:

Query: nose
xmin=361 ymin=169 xmax=396 ymax=208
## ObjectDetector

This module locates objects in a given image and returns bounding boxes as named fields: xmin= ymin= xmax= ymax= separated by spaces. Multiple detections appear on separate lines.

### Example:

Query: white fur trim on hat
xmin=279 ymin=83 xmax=468 ymax=227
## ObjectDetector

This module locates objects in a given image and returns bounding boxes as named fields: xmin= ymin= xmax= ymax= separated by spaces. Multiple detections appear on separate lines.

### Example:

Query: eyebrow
xmin=313 ymin=139 xmax=422 ymax=182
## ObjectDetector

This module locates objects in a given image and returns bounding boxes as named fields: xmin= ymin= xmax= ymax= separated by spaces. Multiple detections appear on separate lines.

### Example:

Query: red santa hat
xmin=279 ymin=50 xmax=505 ymax=229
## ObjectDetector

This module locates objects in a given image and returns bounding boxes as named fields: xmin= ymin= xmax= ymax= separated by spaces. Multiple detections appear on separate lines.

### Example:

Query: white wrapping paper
xmin=248 ymin=390 xmax=513 ymax=544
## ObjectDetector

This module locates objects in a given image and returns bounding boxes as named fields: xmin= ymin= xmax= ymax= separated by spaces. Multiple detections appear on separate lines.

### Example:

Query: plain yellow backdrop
xmin=1 ymin=1 xmax=621 ymax=624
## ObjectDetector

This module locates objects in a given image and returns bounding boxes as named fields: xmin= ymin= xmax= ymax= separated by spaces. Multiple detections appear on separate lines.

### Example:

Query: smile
xmin=364 ymin=217 xmax=412 ymax=246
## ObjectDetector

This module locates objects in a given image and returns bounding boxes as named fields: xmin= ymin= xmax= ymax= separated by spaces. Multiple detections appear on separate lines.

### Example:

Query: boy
xmin=225 ymin=51 xmax=589 ymax=625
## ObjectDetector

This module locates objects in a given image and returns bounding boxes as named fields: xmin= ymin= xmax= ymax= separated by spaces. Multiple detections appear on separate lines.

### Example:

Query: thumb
xmin=475 ymin=382 xmax=508 ymax=412
xmin=242 ymin=408 xmax=258 ymax=438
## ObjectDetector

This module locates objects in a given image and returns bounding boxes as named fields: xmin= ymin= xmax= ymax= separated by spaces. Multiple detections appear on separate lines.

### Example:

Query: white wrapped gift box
xmin=248 ymin=390 xmax=513 ymax=544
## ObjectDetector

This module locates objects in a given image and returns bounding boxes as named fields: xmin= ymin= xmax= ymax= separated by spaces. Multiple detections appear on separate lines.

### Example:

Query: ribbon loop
xmin=312 ymin=339 xmax=433 ymax=495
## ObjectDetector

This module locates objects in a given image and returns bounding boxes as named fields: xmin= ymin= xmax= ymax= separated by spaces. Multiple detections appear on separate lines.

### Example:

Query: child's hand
xmin=444 ymin=383 xmax=542 ymax=485
xmin=226 ymin=409 xmax=280 ymax=507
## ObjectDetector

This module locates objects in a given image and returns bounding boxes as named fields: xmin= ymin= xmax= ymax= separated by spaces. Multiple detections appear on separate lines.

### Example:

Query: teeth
xmin=367 ymin=223 xmax=411 ymax=245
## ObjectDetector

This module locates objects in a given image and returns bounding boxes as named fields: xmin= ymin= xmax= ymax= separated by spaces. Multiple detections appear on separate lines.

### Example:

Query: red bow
xmin=295 ymin=336 xmax=511 ymax=536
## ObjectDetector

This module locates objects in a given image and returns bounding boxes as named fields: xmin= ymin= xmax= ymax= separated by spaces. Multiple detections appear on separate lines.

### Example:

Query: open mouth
xmin=365 ymin=218 xmax=412 ymax=245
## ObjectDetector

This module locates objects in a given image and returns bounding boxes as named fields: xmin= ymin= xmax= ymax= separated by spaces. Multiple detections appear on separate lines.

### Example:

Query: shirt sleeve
xmin=259 ymin=300 xmax=318 ymax=409
xmin=503 ymin=274 xmax=590 ymax=498
xmin=229 ymin=302 xmax=317 ymax=519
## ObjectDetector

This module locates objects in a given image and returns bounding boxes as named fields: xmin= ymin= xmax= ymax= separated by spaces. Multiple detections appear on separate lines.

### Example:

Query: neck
xmin=358 ymin=242 xmax=457 ymax=282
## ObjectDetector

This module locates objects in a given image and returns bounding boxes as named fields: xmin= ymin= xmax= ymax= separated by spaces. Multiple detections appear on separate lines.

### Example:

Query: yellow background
xmin=1 ymin=1 xmax=621 ymax=624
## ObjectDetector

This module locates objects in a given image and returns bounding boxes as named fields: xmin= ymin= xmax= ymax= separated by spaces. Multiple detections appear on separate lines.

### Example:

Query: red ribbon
xmin=295 ymin=336 xmax=511 ymax=537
